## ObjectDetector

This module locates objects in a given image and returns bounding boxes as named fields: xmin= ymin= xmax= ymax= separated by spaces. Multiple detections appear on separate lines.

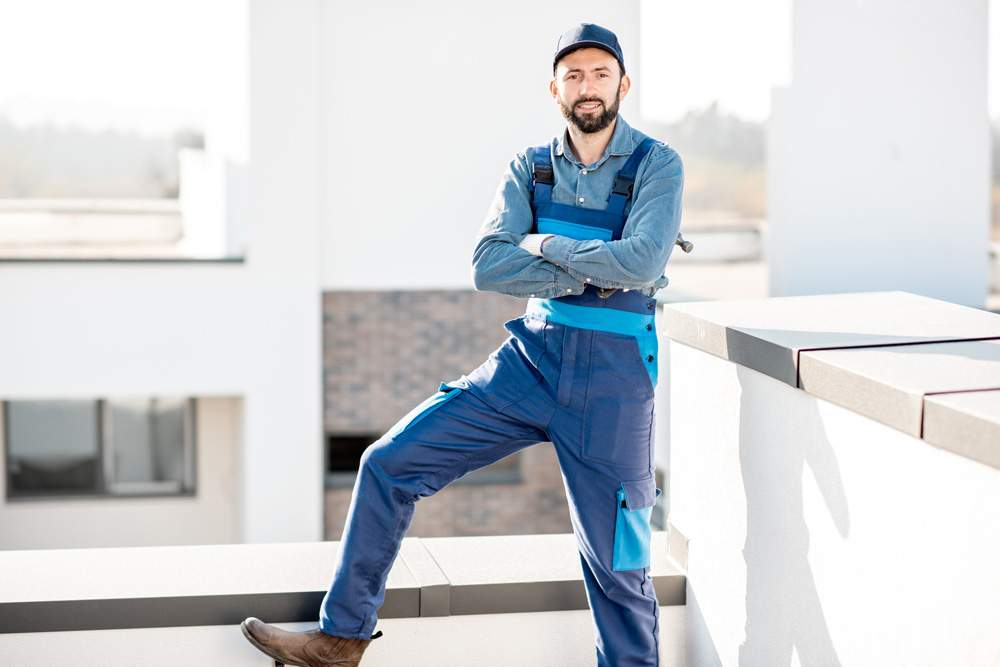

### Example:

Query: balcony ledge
xmin=0 ymin=532 xmax=684 ymax=634
xmin=663 ymin=290 xmax=1000 ymax=468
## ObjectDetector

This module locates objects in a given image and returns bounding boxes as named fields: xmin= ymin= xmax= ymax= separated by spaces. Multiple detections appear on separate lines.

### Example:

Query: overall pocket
xmin=384 ymin=376 xmax=468 ymax=440
xmin=612 ymin=476 xmax=662 ymax=571
xmin=581 ymin=331 xmax=655 ymax=469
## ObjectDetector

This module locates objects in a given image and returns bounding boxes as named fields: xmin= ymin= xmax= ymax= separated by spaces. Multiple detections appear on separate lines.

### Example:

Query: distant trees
xmin=0 ymin=117 xmax=204 ymax=199
xmin=650 ymin=105 xmax=1000 ymax=232
xmin=644 ymin=102 xmax=766 ymax=219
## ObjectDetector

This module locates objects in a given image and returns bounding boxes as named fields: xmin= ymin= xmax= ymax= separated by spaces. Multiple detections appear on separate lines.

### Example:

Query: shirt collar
xmin=554 ymin=114 xmax=635 ymax=167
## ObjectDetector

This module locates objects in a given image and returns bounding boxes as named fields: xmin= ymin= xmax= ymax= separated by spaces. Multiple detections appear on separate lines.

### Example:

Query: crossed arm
xmin=471 ymin=145 xmax=684 ymax=298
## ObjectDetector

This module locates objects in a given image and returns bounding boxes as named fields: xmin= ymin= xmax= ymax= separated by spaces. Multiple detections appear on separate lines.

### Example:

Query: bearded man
xmin=242 ymin=22 xmax=684 ymax=667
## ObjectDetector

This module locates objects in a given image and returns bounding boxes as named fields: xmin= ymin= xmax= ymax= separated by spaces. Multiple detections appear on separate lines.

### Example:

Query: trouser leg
xmin=546 ymin=322 xmax=663 ymax=666
xmin=548 ymin=428 xmax=662 ymax=667
xmin=318 ymin=380 xmax=548 ymax=639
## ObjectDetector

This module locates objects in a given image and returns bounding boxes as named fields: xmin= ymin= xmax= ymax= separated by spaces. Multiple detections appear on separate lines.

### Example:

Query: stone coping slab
xmin=923 ymin=390 xmax=1000 ymax=469
xmin=663 ymin=291 xmax=1000 ymax=470
xmin=0 ymin=532 xmax=684 ymax=633
xmin=662 ymin=290 xmax=1000 ymax=387
xmin=799 ymin=340 xmax=1000 ymax=437
xmin=421 ymin=533 xmax=683 ymax=616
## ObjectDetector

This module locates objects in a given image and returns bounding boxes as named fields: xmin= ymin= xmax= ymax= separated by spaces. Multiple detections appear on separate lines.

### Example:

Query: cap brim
xmin=553 ymin=41 xmax=622 ymax=69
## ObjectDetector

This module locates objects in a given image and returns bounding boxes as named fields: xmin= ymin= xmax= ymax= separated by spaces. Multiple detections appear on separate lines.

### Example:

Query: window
xmin=324 ymin=433 xmax=521 ymax=488
xmin=4 ymin=397 xmax=196 ymax=500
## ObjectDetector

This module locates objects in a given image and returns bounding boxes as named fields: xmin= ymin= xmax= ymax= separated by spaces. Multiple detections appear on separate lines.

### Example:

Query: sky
xmin=639 ymin=0 xmax=793 ymax=123
xmin=0 ymin=0 xmax=997 ymax=133
xmin=0 ymin=0 xmax=242 ymax=136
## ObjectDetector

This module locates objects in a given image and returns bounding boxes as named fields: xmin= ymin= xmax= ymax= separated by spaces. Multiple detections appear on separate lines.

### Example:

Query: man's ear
xmin=549 ymin=78 xmax=558 ymax=100
xmin=619 ymin=73 xmax=631 ymax=100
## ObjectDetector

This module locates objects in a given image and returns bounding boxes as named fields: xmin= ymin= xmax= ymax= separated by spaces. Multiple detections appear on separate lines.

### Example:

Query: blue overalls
xmin=320 ymin=138 xmax=665 ymax=666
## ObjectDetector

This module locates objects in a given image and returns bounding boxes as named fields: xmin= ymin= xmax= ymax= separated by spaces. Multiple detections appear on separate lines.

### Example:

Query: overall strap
xmin=605 ymin=136 xmax=658 ymax=218
xmin=529 ymin=144 xmax=554 ymax=211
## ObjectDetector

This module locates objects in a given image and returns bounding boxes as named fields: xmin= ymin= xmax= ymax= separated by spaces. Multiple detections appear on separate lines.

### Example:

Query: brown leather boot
xmin=241 ymin=616 xmax=383 ymax=667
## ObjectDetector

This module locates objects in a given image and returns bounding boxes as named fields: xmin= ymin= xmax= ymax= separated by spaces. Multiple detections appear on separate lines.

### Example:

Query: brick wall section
xmin=322 ymin=289 xmax=573 ymax=538
xmin=323 ymin=289 xmax=526 ymax=434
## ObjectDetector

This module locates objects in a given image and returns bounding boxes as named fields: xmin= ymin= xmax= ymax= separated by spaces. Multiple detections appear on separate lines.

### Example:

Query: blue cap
xmin=553 ymin=23 xmax=625 ymax=73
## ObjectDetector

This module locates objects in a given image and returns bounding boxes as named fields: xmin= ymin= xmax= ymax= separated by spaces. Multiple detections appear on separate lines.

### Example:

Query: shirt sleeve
xmin=539 ymin=146 xmax=684 ymax=289
xmin=471 ymin=149 xmax=587 ymax=299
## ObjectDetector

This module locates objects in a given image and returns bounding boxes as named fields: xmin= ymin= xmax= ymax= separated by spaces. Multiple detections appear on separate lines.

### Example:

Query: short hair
xmin=553 ymin=60 xmax=626 ymax=79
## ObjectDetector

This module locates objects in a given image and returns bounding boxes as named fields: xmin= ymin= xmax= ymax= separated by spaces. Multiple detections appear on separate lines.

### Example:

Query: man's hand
xmin=518 ymin=233 xmax=555 ymax=257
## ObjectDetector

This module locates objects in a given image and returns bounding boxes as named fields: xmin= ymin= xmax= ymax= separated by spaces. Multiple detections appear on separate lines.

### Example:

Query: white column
xmin=242 ymin=0 xmax=324 ymax=542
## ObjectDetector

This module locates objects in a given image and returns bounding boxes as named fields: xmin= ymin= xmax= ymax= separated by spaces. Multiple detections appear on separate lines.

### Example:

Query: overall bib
xmin=320 ymin=138 xmax=665 ymax=667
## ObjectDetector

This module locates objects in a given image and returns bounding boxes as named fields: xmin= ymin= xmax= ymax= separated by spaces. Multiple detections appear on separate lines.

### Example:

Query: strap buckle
xmin=610 ymin=175 xmax=633 ymax=197
xmin=596 ymin=287 xmax=618 ymax=299
xmin=533 ymin=165 xmax=554 ymax=186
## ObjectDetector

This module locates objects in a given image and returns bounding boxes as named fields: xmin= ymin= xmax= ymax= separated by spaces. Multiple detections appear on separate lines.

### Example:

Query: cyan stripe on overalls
xmin=525 ymin=298 xmax=658 ymax=389
xmin=383 ymin=380 xmax=466 ymax=440
xmin=537 ymin=218 xmax=613 ymax=241
xmin=534 ymin=203 xmax=623 ymax=234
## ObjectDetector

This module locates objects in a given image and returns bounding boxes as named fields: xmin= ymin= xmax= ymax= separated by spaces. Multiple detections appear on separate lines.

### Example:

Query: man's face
xmin=550 ymin=47 xmax=630 ymax=134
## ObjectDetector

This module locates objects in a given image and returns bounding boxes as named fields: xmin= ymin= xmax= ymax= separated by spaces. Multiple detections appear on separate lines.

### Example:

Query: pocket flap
xmin=620 ymin=477 xmax=661 ymax=510
xmin=437 ymin=375 xmax=470 ymax=392
xmin=502 ymin=316 xmax=522 ymax=333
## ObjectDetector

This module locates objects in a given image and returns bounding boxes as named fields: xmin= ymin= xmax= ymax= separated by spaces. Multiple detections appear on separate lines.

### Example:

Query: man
xmin=241 ymin=22 xmax=683 ymax=667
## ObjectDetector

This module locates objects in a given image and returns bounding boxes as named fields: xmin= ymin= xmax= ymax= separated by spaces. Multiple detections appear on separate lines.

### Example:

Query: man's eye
xmin=600 ymin=73 xmax=608 ymax=77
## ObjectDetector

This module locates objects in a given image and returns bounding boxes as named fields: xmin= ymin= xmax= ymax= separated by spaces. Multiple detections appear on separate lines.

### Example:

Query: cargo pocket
xmin=612 ymin=476 xmax=662 ymax=571
xmin=384 ymin=375 xmax=469 ymax=440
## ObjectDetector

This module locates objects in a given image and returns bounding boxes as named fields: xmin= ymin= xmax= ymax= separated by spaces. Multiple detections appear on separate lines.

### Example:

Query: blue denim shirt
xmin=471 ymin=115 xmax=684 ymax=299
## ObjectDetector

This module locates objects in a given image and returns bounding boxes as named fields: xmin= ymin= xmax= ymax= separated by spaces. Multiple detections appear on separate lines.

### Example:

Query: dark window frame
xmin=324 ymin=432 xmax=523 ymax=490
xmin=3 ymin=397 xmax=198 ymax=502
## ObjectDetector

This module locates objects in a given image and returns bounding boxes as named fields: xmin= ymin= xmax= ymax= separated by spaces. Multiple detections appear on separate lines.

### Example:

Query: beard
xmin=559 ymin=89 xmax=621 ymax=133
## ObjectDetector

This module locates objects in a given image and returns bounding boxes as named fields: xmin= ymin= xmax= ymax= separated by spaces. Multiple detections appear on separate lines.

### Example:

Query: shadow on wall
xmin=735 ymin=364 xmax=849 ymax=666
xmin=685 ymin=586 xmax=724 ymax=667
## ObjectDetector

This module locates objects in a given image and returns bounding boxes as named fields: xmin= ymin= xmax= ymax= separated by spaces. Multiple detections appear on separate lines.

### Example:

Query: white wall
xmin=665 ymin=340 xmax=1000 ymax=667
xmin=0 ymin=398 xmax=242 ymax=550
xmin=768 ymin=0 xmax=989 ymax=307
xmin=0 ymin=0 xmax=326 ymax=545
xmin=0 ymin=607 xmax=686 ymax=667
xmin=319 ymin=1 xmax=641 ymax=290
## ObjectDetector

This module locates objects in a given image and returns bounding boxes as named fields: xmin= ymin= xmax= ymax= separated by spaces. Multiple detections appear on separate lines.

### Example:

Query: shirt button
xmin=585 ymin=278 xmax=590 ymax=282
xmin=566 ymin=288 xmax=573 ymax=292
xmin=624 ymin=288 xmax=630 ymax=292
xmin=529 ymin=294 xmax=535 ymax=298
xmin=578 ymin=197 xmax=585 ymax=203
xmin=581 ymin=169 xmax=587 ymax=175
